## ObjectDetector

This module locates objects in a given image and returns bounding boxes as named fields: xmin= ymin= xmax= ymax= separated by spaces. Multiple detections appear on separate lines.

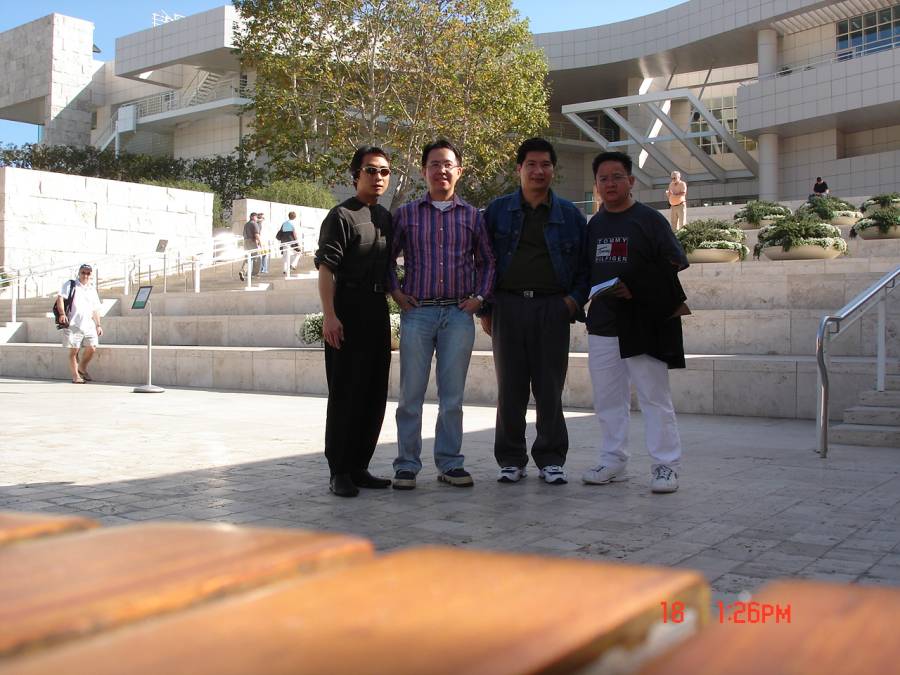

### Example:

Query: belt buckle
xmin=523 ymin=290 xmax=534 ymax=298
xmin=373 ymin=283 xmax=384 ymax=293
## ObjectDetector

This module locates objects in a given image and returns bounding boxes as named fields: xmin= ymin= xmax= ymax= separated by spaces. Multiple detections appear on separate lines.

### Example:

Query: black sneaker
xmin=238 ymin=271 xmax=245 ymax=281
xmin=393 ymin=470 xmax=416 ymax=490
xmin=438 ymin=467 xmax=474 ymax=487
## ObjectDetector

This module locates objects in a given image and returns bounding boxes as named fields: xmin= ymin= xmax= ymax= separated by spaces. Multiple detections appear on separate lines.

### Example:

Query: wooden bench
xmin=639 ymin=579 xmax=900 ymax=674
xmin=2 ymin=546 xmax=709 ymax=675
xmin=0 ymin=522 xmax=373 ymax=658
xmin=0 ymin=511 xmax=97 ymax=546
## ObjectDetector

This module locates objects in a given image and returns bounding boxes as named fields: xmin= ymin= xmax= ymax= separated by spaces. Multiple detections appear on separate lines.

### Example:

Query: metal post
xmin=148 ymin=265 xmax=152 ymax=286
xmin=877 ymin=292 xmax=886 ymax=392
xmin=163 ymin=253 xmax=168 ymax=294
xmin=245 ymin=253 xmax=252 ymax=290
xmin=816 ymin=330 xmax=830 ymax=458
xmin=124 ymin=261 xmax=131 ymax=297
xmin=10 ymin=277 xmax=17 ymax=323
xmin=133 ymin=306 xmax=164 ymax=394
xmin=193 ymin=259 xmax=201 ymax=293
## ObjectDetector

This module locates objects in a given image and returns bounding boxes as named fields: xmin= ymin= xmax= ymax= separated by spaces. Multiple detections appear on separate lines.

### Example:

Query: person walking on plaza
xmin=55 ymin=263 xmax=104 ymax=384
xmin=240 ymin=212 xmax=261 ymax=281
xmin=315 ymin=145 xmax=394 ymax=498
xmin=482 ymin=137 xmax=590 ymax=485
xmin=666 ymin=170 xmax=687 ymax=230
xmin=277 ymin=211 xmax=302 ymax=277
xmin=389 ymin=139 xmax=496 ymax=490
xmin=256 ymin=213 xmax=270 ymax=274
xmin=585 ymin=151 xmax=689 ymax=494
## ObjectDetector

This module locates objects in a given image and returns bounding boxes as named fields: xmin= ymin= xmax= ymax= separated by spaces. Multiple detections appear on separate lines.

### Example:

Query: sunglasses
xmin=361 ymin=166 xmax=391 ymax=177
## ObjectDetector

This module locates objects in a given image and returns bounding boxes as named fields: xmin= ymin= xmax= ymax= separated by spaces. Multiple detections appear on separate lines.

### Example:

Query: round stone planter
xmin=762 ymin=245 xmax=842 ymax=261
xmin=830 ymin=213 xmax=861 ymax=227
xmin=686 ymin=249 xmax=741 ymax=264
xmin=733 ymin=218 xmax=780 ymax=230
xmin=857 ymin=225 xmax=900 ymax=240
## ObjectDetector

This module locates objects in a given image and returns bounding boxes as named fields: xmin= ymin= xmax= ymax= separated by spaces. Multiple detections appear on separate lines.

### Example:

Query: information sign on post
xmin=132 ymin=286 xmax=164 ymax=394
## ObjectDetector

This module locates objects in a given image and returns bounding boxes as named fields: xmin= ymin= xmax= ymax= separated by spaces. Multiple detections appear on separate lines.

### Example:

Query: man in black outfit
xmin=314 ymin=146 xmax=394 ymax=497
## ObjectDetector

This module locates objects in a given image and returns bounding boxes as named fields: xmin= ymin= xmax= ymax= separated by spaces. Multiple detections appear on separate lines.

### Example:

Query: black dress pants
xmin=491 ymin=292 xmax=571 ymax=469
xmin=323 ymin=288 xmax=391 ymax=476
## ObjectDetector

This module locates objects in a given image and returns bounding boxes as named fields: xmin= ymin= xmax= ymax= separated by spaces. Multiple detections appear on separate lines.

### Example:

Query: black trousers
xmin=491 ymin=292 xmax=571 ymax=469
xmin=323 ymin=288 xmax=391 ymax=476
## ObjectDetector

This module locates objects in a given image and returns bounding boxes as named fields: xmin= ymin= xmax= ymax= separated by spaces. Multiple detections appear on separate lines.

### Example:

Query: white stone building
xmin=1 ymin=2 xmax=899 ymax=206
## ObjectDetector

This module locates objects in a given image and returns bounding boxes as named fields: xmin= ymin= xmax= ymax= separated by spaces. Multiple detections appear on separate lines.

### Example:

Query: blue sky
xmin=0 ymin=0 xmax=683 ymax=146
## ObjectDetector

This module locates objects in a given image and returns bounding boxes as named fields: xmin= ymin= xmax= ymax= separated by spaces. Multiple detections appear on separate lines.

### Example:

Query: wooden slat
xmin=639 ymin=580 xmax=900 ymax=674
xmin=0 ymin=511 xmax=98 ymax=546
xmin=0 ymin=522 xmax=373 ymax=658
xmin=1 ymin=546 xmax=709 ymax=675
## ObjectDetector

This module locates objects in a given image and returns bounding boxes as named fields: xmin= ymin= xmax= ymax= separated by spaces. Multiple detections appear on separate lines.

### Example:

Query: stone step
xmin=859 ymin=390 xmax=900 ymax=407
xmin=843 ymin=406 xmax=900 ymax=426
xmin=1 ymin=344 xmax=894 ymax=421
xmin=888 ymin=375 xmax=900 ymax=390
xmin=829 ymin=423 xmax=900 ymax=448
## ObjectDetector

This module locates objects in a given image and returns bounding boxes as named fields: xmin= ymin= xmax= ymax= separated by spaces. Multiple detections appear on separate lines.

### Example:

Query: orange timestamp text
xmin=660 ymin=601 xmax=792 ymax=624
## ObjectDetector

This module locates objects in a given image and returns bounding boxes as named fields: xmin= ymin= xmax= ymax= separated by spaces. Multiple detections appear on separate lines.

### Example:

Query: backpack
xmin=275 ymin=225 xmax=289 ymax=243
xmin=53 ymin=280 xmax=77 ymax=330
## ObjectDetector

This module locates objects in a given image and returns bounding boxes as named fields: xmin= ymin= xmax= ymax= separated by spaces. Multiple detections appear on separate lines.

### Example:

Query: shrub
xmin=754 ymin=215 xmax=847 ymax=258
xmin=796 ymin=195 xmax=859 ymax=221
xmin=860 ymin=193 xmax=900 ymax=214
xmin=733 ymin=200 xmax=791 ymax=226
xmin=301 ymin=311 xmax=400 ymax=344
xmin=247 ymin=179 xmax=335 ymax=209
xmin=851 ymin=208 xmax=900 ymax=237
xmin=139 ymin=178 xmax=225 ymax=229
xmin=676 ymin=218 xmax=749 ymax=260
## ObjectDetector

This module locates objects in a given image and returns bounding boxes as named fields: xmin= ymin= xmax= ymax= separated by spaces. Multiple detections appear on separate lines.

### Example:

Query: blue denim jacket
xmin=483 ymin=189 xmax=590 ymax=321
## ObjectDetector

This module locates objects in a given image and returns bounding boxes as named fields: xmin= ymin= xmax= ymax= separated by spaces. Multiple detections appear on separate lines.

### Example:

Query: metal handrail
xmin=816 ymin=264 xmax=900 ymax=457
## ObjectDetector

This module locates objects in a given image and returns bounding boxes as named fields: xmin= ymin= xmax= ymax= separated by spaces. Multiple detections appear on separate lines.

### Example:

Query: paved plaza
xmin=2 ymin=376 xmax=900 ymax=605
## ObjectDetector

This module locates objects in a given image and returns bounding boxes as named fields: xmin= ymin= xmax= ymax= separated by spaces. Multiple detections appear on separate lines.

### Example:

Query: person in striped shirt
xmin=388 ymin=139 xmax=496 ymax=490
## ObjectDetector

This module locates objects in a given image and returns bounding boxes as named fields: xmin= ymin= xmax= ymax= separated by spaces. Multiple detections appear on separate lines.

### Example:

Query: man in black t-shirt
xmin=584 ymin=151 xmax=688 ymax=494
xmin=812 ymin=177 xmax=829 ymax=197
xmin=314 ymin=145 xmax=394 ymax=498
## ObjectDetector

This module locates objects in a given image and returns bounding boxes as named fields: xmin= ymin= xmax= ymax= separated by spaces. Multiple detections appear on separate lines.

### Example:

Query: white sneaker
xmin=497 ymin=466 xmax=527 ymax=483
xmin=538 ymin=465 xmax=568 ymax=485
xmin=651 ymin=465 xmax=679 ymax=493
xmin=582 ymin=464 xmax=627 ymax=485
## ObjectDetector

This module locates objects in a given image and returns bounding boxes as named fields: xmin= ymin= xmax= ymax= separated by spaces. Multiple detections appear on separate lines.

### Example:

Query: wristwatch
xmin=475 ymin=294 xmax=484 ymax=305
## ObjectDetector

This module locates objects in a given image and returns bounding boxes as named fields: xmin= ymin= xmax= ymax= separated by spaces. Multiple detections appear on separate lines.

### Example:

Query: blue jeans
xmin=394 ymin=305 xmax=475 ymax=474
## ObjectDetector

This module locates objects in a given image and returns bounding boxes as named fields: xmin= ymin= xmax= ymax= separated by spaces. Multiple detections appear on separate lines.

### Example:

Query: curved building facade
xmin=535 ymin=0 xmax=900 ymax=208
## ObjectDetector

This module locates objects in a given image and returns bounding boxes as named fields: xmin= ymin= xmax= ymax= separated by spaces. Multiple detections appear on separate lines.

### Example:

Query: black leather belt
xmin=338 ymin=280 xmax=384 ymax=293
xmin=418 ymin=298 xmax=464 ymax=307
xmin=501 ymin=289 xmax=563 ymax=298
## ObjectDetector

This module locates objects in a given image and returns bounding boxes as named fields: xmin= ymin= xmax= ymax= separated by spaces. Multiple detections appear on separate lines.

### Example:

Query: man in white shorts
xmin=55 ymin=263 xmax=104 ymax=384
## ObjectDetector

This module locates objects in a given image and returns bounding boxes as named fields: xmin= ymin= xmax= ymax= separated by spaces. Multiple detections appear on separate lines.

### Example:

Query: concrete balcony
xmin=737 ymin=46 xmax=900 ymax=137
xmin=114 ymin=6 xmax=241 ymax=84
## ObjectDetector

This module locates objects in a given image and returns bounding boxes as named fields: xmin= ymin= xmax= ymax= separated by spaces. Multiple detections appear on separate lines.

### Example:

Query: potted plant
xmin=733 ymin=200 xmax=792 ymax=229
xmin=796 ymin=195 xmax=862 ymax=227
xmin=676 ymin=218 xmax=749 ymax=263
xmin=301 ymin=311 xmax=401 ymax=350
xmin=860 ymin=192 xmax=900 ymax=216
xmin=754 ymin=215 xmax=848 ymax=261
xmin=850 ymin=207 xmax=900 ymax=240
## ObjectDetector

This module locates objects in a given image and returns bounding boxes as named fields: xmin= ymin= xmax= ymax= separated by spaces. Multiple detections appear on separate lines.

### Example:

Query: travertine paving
xmin=2 ymin=377 xmax=899 ymax=606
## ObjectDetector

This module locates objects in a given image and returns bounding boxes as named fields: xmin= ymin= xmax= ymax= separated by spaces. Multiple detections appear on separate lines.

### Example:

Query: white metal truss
xmin=561 ymin=89 xmax=759 ymax=188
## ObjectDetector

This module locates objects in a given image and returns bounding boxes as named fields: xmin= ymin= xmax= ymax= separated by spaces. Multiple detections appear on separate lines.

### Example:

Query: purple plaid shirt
xmin=388 ymin=193 xmax=496 ymax=300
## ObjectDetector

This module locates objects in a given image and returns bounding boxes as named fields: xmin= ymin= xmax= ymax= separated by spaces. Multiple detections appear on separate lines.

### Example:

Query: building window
xmin=836 ymin=4 xmax=900 ymax=59
xmin=690 ymin=96 xmax=756 ymax=156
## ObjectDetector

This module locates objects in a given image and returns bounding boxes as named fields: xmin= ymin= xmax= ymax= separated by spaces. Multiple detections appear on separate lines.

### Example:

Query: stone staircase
xmin=831 ymin=377 xmax=900 ymax=447
xmin=1 ymin=245 xmax=898 ymax=439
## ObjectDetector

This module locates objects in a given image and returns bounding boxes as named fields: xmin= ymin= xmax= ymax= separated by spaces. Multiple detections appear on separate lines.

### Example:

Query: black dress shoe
xmin=329 ymin=474 xmax=359 ymax=498
xmin=351 ymin=470 xmax=392 ymax=489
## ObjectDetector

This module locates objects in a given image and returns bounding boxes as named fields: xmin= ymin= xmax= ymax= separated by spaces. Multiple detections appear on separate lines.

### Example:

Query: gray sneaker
xmin=538 ymin=465 xmax=568 ymax=485
xmin=650 ymin=465 xmax=679 ymax=493
xmin=497 ymin=466 xmax=527 ymax=483
xmin=582 ymin=464 xmax=627 ymax=485
xmin=438 ymin=467 xmax=474 ymax=487
xmin=392 ymin=470 xmax=416 ymax=490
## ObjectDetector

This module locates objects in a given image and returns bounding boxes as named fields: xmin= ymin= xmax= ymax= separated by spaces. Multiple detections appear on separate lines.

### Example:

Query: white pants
xmin=282 ymin=242 xmax=301 ymax=275
xmin=588 ymin=335 xmax=682 ymax=471
xmin=670 ymin=202 xmax=686 ymax=229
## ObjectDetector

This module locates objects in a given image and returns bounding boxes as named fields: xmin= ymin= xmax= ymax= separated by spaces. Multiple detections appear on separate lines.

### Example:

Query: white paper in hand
xmin=589 ymin=277 xmax=620 ymax=299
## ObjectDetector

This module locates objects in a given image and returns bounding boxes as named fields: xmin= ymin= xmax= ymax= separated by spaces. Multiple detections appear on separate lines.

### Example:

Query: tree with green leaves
xmin=234 ymin=0 xmax=549 ymax=208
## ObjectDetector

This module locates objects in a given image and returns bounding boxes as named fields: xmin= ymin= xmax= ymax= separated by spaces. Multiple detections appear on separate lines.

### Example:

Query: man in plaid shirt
xmin=388 ymin=139 xmax=496 ymax=490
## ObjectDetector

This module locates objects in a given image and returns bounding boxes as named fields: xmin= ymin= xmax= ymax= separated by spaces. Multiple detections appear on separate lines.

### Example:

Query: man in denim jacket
xmin=481 ymin=137 xmax=590 ymax=486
